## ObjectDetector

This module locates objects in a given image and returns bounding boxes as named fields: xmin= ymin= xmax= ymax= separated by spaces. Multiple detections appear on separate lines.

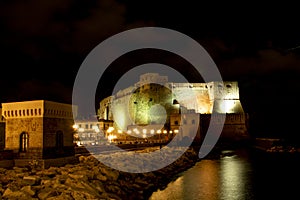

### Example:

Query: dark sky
xmin=1 ymin=0 xmax=300 ymax=138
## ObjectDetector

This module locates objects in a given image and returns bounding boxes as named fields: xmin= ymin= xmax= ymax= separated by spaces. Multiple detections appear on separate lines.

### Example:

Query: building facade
xmin=98 ymin=73 xmax=249 ymax=144
xmin=1 ymin=100 xmax=78 ymax=168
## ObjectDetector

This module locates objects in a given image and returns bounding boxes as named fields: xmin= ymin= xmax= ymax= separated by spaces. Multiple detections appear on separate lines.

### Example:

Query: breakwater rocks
xmin=0 ymin=147 xmax=199 ymax=200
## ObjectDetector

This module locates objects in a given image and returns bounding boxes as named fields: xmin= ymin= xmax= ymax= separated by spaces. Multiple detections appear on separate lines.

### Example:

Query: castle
xmin=98 ymin=73 xmax=249 ymax=143
xmin=0 ymin=73 xmax=249 ymax=169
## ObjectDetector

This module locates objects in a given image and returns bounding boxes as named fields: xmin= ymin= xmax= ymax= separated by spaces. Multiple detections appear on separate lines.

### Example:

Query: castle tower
xmin=1 ymin=100 xmax=78 ymax=168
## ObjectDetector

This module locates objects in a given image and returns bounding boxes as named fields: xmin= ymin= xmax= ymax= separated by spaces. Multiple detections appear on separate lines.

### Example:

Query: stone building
xmin=1 ymin=100 xmax=78 ymax=168
xmin=98 ymin=73 xmax=249 ymax=144
xmin=73 ymin=118 xmax=113 ymax=146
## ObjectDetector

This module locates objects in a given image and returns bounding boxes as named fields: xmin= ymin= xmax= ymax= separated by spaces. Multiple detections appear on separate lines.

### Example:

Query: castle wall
xmin=98 ymin=96 xmax=113 ymax=120
xmin=199 ymin=113 xmax=249 ymax=144
xmin=171 ymin=83 xmax=212 ymax=113
xmin=98 ymin=73 xmax=249 ymax=143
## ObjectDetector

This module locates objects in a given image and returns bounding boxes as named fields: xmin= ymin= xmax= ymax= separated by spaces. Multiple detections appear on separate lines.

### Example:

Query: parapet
xmin=1 ymin=100 xmax=77 ymax=119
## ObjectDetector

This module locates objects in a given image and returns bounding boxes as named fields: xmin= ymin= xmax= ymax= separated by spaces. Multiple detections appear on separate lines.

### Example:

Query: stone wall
xmin=1 ymin=100 xmax=76 ymax=160
xmin=5 ymin=118 xmax=43 ymax=158
xmin=98 ymin=74 xmax=248 ymax=142
xmin=0 ymin=122 xmax=5 ymax=150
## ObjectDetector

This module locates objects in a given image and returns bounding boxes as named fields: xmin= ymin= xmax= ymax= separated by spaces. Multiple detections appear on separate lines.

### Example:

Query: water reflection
xmin=219 ymin=152 xmax=254 ymax=200
xmin=149 ymin=149 xmax=254 ymax=200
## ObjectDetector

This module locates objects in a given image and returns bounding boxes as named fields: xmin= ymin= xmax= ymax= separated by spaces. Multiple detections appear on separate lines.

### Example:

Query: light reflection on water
xmin=149 ymin=149 xmax=254 ymax=200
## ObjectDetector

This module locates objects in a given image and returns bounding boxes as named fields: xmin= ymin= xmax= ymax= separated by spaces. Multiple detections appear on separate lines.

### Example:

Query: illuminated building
xmin=98 ymin=73 xmax=249 ymax=143
xmin=1 ymin=100 xmax=78 ymax=168
xmin=72 ymin=118 xmax=113 ymax=146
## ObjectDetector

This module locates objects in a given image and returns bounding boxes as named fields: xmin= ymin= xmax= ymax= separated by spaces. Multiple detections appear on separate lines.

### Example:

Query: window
xmin=192 ymin=119 xmax=196 ymax=124
xmin=56 ymin=131 xmax=64 ymax=149
xmin=174 ymin=121 xmax=179 ymax=125
xmin=20 ymin=132 xmax=29 ymax=152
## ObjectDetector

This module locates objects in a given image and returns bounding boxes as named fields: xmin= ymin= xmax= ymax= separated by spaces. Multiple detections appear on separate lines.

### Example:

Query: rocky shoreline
xmin=0 ymin=146 xmax=199 ymax=200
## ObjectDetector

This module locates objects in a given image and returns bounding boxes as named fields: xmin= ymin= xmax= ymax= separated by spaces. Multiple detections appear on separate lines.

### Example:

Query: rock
xmin=46 ymin=193 xmax=73 ymax=200
xmin=41 ymin=179 xmax=52 ymax=186
xmin=96 ymin=173 xmax=107 ymax=182
xmin=37 ymin=188 xmax=56 ymax=200
xmin=2 ymin=188 xmax=33 ymax=199
xmin=68 ymin=173 xmax=87 ymax=181
xmin=2 ymin=188 xmax=13 ymax=197
xmin=13 ymin=167 xmax=28 ymax=173
xmin=21 ymin=185 xmax=35 ymax=196
xmin=100 ymin=167 xmax=119 ymax=181
xmin=90 ymin=180 xmax=105 ymax=193
xmin=23 ymin=176 xmax=41 ymax=186
xmin=65 ymin=178 xmax=86 ymax=190
xmin=43 ymin=170 xmax=57 ymax=178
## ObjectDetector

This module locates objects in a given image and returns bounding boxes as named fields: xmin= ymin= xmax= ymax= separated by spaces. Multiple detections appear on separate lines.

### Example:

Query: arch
xmin=20 ymin=132 xmax=29 ymax=152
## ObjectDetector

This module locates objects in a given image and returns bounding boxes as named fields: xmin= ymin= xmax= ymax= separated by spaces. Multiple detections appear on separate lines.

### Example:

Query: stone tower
xmin=1 ymin=100 xmax=78 ymax=168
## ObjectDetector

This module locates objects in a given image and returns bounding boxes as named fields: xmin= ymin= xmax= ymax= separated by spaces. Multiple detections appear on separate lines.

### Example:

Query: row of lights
xmin=73 ymin=124 xmax=179 ymax=143
xmin=73 ymin=124 xmax=179 ymax=135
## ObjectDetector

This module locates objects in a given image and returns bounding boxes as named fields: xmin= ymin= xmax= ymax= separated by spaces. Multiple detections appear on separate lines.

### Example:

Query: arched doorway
xmin=20 ymin=132 xmax=29 ymax=152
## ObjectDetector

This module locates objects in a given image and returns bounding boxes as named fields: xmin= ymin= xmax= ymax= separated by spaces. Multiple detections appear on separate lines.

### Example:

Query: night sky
xmin=1 ymin=0 xmax=300 ymax=139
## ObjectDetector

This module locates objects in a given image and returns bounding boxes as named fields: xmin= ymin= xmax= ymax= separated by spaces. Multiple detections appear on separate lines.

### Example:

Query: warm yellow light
xmin=174 ymin=129 xmax=179 ymax=133
xmin=143 ymin=129 xmax=147 ymax=134
xmin=118 ymin=130 xmax=122 ymax=134
xmin=107 ymin=135 xmax=117 ymax=143
xmin=127 ymin=130 xmax=132 ymax=134
xmin=107 ymin=126 xmax=114 ymax=133
xmin=92 ymin=125 xmax=98 ymax=130
xmin=157 ymin=130 xmax=162 ymax=134
xmin=73 ymin=124 xmax=79 ymax=129
xmin=163 ymin=130 xmax=167 ymax=134
xmin=78 ymin=128 xmax=84 ymax=132
xmin=169 ymin=130 xmax=173 ymax=134
xmin=150 ymin=129 xmax=155 ymax=134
